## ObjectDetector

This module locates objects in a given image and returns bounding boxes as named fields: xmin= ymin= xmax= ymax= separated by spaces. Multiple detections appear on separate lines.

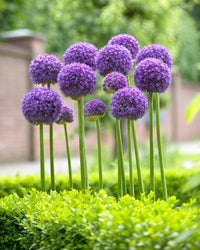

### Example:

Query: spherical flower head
xmin=134 ymin=58 xmax=171 ymax=93
xmin=58 ymin=63 xmax=97 ymax=100
xmin=102 ymin=72 xmax=128 ymax=94
xmin=56 ymin=105 xmax=74 ymax=124
xmin=29 ymin=54 xmax=63 ymax=85
xmin=108 ymin=34 xmax=140 ymax=60
xmin=136 ymin=44 xmax=173 ymax=69
xmin=84 ymin=99 xmax=106 ymax=122
xmin=63 ymin=42 xmax=98 ymax=71
xmin=110 ymin=87 xmax=148 ymax=120
xmin=21 ymin=88 xmax=62 ymax=124
xmin=95 ymin=44 xmax=133 ymax=76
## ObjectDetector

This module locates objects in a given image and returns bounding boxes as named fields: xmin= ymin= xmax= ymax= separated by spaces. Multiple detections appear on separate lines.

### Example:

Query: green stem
xmin=149 ymin=93 xmax=155 ymax=195
xmin=78 ymin=98 xmax=88 ymax=189
xmin=64 ymin=123 xmax=73 ymax=189
xmin=127 ymin=120 xmax=134 ymax=196
xmin=131 ymin=120 xmax=144 ymax=194
xmin=127 ymin=75 xmax=131 ymax=87
xmin=96 ymin=119 xmax=103 ymax=190
xmin=155 ymin=93 xmax=168 ymax=201
xmin=49 ymin=123 xmax=55 ymax=190
xmin=116 ymin=119 xmax=127 ymax=196
xmin=39 ymin=124 xmax=45 ymax=191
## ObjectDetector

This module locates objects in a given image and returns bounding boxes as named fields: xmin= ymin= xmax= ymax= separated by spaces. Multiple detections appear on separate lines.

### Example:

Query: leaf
xmin=185 ymin=93 xmax=200 ymax=123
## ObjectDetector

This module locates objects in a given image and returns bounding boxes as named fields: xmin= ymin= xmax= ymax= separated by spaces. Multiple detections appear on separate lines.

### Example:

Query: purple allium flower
xmin=63 ymin=42 xmax=98 ymax=71
xmin=58 ymin=63 xmax=97 ymax=100
xmin=110 ymin=87 xmax=148 ymax=120
xmin=108 ymin=34 xmax=140 ymax=60
xmin=21 ymin=88 xmax=62 ymax=124
xmin=29 ymin=54 xmax=63 ymax=85
xmin=84 ymin=99 xmax=106 ymax=122
xmin=56 ymin=105 xmax=74 ymax=124
xmin=134 ymin=58 xmax=171 ymax=93
xmin=95 ymin=44 xmax=133 ymax=76
xmin=102 ymin=72 xmax=128 ymax=94
xmin=136 ymin=44 xmax=173 ymax=69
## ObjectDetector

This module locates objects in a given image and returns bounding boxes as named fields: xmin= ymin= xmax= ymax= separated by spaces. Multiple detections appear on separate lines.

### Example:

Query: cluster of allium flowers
xmin=110 ymin=87 xmax=148 ymax=120
xmin=56 ymin=105 xmax=74 ymax=124
xmin=84 ymin=99 xmax=106 ymax=122
xmin=108 ymin=34 xmax=140 ymax=60
xmin=95 ymin=44 xmax=133 ymax=76
xmin=29 ymin=54 xmax=63 ymax=85
xmin=58 ymin=63 xmax=97 ymax=100
xmin=63 ymin=42 xmax=98 ymax=71
xmin=102 ymin=72 xmax=128 ymax=94
xmin=21 ymin=88 xmax=62 ymax=124
xmin=134 ymin=58 xmax=171 ymax=93
xmin=136 ymin=44 xmax=173 ymax=69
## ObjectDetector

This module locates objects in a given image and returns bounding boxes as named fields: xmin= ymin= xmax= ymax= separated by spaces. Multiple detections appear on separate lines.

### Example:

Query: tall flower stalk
xmin=39 ymin=123 xmax=45 ymax=191
xmin=84 ymin=99 xmax=106 ymax=189
xmin=127 ymin=120 xmax=134 ymax=196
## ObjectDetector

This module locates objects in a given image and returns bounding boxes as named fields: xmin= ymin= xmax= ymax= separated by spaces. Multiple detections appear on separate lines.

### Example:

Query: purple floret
xmin=136 ymin=44 xmax=173 ymax=69
xmin=63 ymin=42 xmax=98 ymax=71
xmin=95 ymin=44 xmax=133 ymax=76
xmin=21 ymin=88 xmax=62 ymax=124
xmin=58 ymin=63 xmax=97 ymax=100
xmin=110 ymin=87 xmax=148 ymax=120
xmin=102 ymin=72 xmax=128 ymax=94
xmin=134 ymin=58 xmax=171 ymax=94
xmin=108 ymin=34 xmax=139 ymax=60
xmin=56 ymin=105 xmax=74 ymax=124
xmin=29 ymin=54 xmax=63 ymax=85
xmin=84 ymin=99 xmax=106 ymax=122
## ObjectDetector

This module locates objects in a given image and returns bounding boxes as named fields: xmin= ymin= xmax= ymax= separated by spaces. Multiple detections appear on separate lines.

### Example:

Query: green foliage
xmin=0 ymin=189 xmax=199 ymax=249
xmin=185 ymin=93 xmax=200 ymax=123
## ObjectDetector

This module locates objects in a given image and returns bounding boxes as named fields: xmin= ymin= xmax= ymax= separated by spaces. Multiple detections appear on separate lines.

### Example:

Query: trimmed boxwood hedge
xmin=0 ymin=189 xmax=200 ymax=249
xmin=0 ymin=168 xmax=200 ymax=205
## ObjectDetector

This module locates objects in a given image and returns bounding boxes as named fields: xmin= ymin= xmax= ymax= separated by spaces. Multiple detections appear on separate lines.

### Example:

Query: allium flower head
xmin=58 ymin=63 xmax=97 ymax=100
xmin=136 ymin=44 xmax=173 ymax=69
xmin=95 ymin=44 xmax=133 ymax=76
xmin=21 ymin=88 xmax=62 ymax=124
xmin=29 ymin=54 xmax=63 ymax=85
xmin=63 ymin=42 xmax=98 ymax=71
xmin=56 ymin=105 xmax=74 ymax=124
xmin=102 ymin=72 xmax=128 ymax=94
xmin=110 ymin=87 xmax=148 ymax=120
xmin=134 ymin=58 xmax=171 ymax=93
xmin=84 ymin=99 xmax=106 ymax=122
xmin=108 ymin=34 xmax=139 ymax=60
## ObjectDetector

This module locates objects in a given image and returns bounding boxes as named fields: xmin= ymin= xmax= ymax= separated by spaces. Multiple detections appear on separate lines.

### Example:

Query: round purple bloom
xmin=84 ymin=99 xmax=106 ymax=122
xmin=63 ymin=42 xmax=98 ymax=71
xmin=136 ymin=44 xmax=173 ymax=69
xmin=102 ymin=72 xmax=128 ymax=94
xmin=56 ymin=105 xmax=74 ymax=124
xmin=21 ymin=88 xmax=62 ymax=124
xmin=134 ymin=58 xmax=171 ymax=93
xmin=108 ymin=34 xmax=140 ymax=60
xmin=95 ymin=44 xmax=133 ymax=76
xmin=58 ymin=63 xmax=97 ymax=100
xmin=29 ymin=54 xmax=63 ymax=85
xmin=110 ymin=87 xmax=148 ymax=120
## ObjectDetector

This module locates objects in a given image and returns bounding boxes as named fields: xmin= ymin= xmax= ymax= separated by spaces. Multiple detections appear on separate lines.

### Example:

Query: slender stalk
xmin=131 ymin=120 xmax=144 ymax=194
xmin=96 ymin=119 xmax=103 ymax=189
xmin=116 ymin=119 xmax=127 ymax=196
xmin=39 ymin=123 xmax=45 ymax=191
xmin=127 ymin=75 xmax=131 ymax=87
xmin=148 ymin=93 xmax=155 ymax=195
xmin=155 ymin=93 xmax=168 ymax=201
xmin=127 ymin=120 xmax=134 ymax=196
xmin=78 ymin=98 xmax=88 ymax=189
xmin=49 ymin=123 xmax=55 ymax=190
xmin=64 ymin=123 xmax=73 ymax=189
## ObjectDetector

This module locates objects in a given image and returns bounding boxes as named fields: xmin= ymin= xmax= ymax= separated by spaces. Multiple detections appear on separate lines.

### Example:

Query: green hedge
xmin=0 ymin=189 xmax=199 ymax=249
xmin=0 ymin=168 xmax=200 ymax=205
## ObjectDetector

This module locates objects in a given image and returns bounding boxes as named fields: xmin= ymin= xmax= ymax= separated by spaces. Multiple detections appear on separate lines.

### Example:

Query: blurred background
xmin=0 ymin=0 xmax=200 ymax=175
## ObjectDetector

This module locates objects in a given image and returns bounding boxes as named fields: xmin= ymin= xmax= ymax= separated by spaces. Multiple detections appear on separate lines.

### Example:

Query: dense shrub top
xmin=0 ymin=190 xmax=199 ymax=249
